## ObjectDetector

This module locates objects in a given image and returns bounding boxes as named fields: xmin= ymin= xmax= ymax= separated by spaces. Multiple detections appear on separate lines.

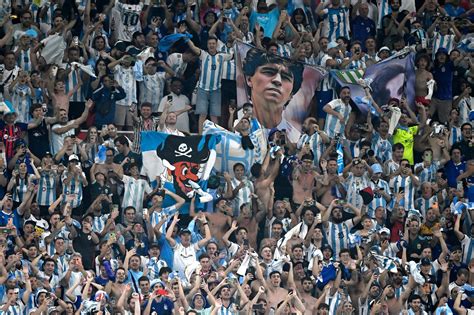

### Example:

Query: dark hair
xmin=291 ymin=8 xmax=308 ymax=27
xmin=115 ymin=135 xmax=129 ymax=147
xmin=233 ymin=162 xmax=245 ymax=172
xmin=392 ymin=143 xmax=404 ymax=152
xmin=243 ymin=48 xmax=303 ymax=95
xmin=250 ymin=162 xmax=262 ymax=178
xmin=29 ymin=103 xmax=43 ymax=116
xmin=138 ymin=276 xmax=150 ymax=283
xmin=141 ymin=102 xmax=152 ymax=109
xmin=170 ymin=77 xmax=183 ymax=84
xmin=416 ymin=53 xmax=431 ymax=68
xmin=198 ymin=253 xmax=211 ymax=261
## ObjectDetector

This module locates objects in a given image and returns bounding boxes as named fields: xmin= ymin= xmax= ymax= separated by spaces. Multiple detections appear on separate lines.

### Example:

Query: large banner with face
xmin=141 ymin=132 xmax=221 ymax=214
xmin=235 ymin=41 xmax=325 ymax=143
xmin=330 ymin=48 xmax=416 ymax=114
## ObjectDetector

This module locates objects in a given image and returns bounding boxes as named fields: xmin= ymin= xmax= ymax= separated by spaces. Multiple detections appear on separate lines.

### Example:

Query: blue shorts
xmin=195 ymin=88 xmax=222 ymax=117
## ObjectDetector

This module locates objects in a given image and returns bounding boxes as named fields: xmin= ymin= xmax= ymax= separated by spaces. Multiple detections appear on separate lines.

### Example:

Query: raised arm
xmin=165 ymin=212 xmax=179 ymax=247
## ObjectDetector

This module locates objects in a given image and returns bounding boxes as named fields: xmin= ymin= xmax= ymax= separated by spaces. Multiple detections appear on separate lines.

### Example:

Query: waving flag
xmin=333 ymin=69 xmax=365 ymax=85
xmin=330 ymin=48 xmax=416 ymax=114
xmin=202 ymin=120 xmax=267 ymax=175
xmin=141 ymin=132 xmax=221 ymax=214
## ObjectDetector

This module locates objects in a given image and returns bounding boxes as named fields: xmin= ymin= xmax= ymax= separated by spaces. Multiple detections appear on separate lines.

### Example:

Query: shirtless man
xmin=292 ymin=153 xmax=327 ymax=205
xmin=315 ymin=158 xmax=343 ymax=206
xmin=236 ymin=201 xmax=266 ymax=249
xmin=190 ymin=197 xmax=232 ymax=248
xmin=256 ymin=259 xmax=296 ymax=309
xmin=105 ymin=267 xmax=128 ymax=299
xmin=415 ymin=54 xmax=434 ymax=106
xmin=252 ymin=148 xmax=282 ymax=214
xmin=298 ymin=277 xmax=322 ymax=315
xmin=47 ymin=69 xmax=82 ymax=114
xmin=90 ymin=147 xmax=124 ymax=179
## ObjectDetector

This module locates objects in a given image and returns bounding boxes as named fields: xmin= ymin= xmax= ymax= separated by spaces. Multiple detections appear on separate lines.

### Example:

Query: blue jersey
xmin=249 ymin=8 xmax=280 ymax=38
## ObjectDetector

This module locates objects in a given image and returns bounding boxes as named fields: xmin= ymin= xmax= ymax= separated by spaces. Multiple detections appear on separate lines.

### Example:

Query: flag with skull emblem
xmin=141 ymin=131 xmax=221 ymax=214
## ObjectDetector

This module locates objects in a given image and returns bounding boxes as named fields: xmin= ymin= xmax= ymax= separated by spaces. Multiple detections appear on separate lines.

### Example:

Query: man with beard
xmin=323 ymin=86 xmax=353 ymax=139
xmin=358 ymin=273 xmax=382 ymax=315
xmin=271 ymin=10 xmax=300 ymax=58
xmin=321 ymin=199 xmax=362 ymax=256
xmin=297 ymin=117 xmax=330 ymax=168
xmin=50 ymin=100 xmax=92 ymax=155
xmin=298 ymin=276 xmax=324 ymax=314
xmin=158 ymin=77 xmax=192 ymax=133
xmin=316 ymin=158 xmax=345 ymax=206
xmin=381 ymin=0 xmax=410 ymax=46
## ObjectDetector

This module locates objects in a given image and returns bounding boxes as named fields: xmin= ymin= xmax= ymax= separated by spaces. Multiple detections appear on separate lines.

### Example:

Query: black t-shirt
xmin=72 ymin=230 xmax=97 ymax=270
xmin=28 ymin=119 xmax=50 ymax=159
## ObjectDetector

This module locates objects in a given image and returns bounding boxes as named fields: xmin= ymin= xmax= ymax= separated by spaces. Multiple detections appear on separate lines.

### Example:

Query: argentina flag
xmin=141 ymin=131 xmax=221 ymax=214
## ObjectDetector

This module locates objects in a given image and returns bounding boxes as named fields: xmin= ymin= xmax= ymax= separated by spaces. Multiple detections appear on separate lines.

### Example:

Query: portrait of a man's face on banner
xmin=235 ymin=42 xmax=416 ymax=143
xmin=235 ymin=42 xmax=325 ymax=142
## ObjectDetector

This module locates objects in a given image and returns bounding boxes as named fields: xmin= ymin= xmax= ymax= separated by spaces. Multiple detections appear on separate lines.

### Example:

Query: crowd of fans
xmin=0 ymin=0 xmax=473 ymax=314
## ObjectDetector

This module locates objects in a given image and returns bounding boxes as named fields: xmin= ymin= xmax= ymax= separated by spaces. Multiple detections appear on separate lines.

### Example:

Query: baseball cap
xmin=378 ymin=227 xmax=391 ymax=235
xmin=378 ymin=46 xmax=390 ymax=53
xmin=436 ymin=47 xmax=449 ymax=55
xmin=179 ymin=228 xmax=192 ymax=235
xmin=68 ymin=154 xmax=79 ymax=162
xmin=371 ymin=164 xmax=383 ymax=174
xmin=420 ymin=257 xmax=431 ymax=266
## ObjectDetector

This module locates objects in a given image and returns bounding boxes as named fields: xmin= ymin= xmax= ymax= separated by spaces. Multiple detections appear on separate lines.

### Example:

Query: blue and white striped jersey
xmin=389 ymin=175 xmax=418 ymax=210
xmin=113 ymin=65 xmax=137 ymax=106
xmin=323 ymin=99 xmax=352 ymax=138
xmin=197 ymin=50 xmax=233 ymax=91
xmin=321 ymin=6 xmax=350 ymax=42
xmin=372 ymin=132 xmax=392 ymax=163
xmin=431 ymin=31 xmax=456 ymax=60
xmin=218 ymin=41 xmax=236 ymax=81
xmin=326 ymin=219 xmax=354 ymax=257
xmin=414 ymin=161 xmax=440 ymax=184
xmin=138 ymin=72 xmax=166 ymax=112
xmin=36 ymin=171 xmax=57 ymax=206
xmin=414 ymin=195 xmax=438 ymax=218
xmin=367 ymin=179 xmax=391 ymax=217
xmin=65 ymin=67 xmax=85 ymax=102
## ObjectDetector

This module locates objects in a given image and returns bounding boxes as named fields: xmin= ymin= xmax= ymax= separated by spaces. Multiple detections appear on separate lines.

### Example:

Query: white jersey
xmin=166 ymin=53 xmax=188 ymax=78
xmin=113 ymin=2 xmax=143 ymax=42
xmin=113 ymin=65 xmax=137 ymax=106
xmin=138 ymin=72 xmax=166 ymax=112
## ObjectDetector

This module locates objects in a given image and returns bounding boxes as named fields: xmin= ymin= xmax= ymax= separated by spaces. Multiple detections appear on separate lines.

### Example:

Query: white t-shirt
xmin=50 ymin=122 xmax=76 ymax=154
xmin=172 ymin=242 xmax=199 ymax=278
xmin=157 ymin=93 xmax=191 ymax=133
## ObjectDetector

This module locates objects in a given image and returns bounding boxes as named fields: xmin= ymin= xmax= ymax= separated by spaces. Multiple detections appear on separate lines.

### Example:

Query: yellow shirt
xmin=393 ymin=125 xmax=419 ymax=164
